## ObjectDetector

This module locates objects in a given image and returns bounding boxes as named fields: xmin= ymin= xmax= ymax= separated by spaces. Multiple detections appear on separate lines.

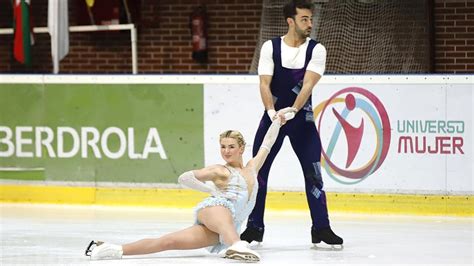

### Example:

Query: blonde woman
xmin=85 ymin=107 xmax=296 ymax=262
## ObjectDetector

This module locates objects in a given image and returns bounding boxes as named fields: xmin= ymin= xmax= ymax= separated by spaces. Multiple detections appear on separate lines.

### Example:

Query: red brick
xmin=436 ymin=8 xmax=456 ymax=14
xmin=437 ymin=58 xmax=456 ymax=64
xmin=456 ymin=33 xmax=474 ymax=38
xmin=436 ymin=20 xmax=455 ymax=26
xmin=456 ymin=8 xmax=474 ymax=14
xmin=434 ymin=14 xmax=445 ymax=20
xmin=456 ymin=46 xmax=474 ymax=51
xmin=436 ymin=46 xmax=455 ymax=51
xmin=446 ymin=14 xmax=467 ymax=20
xmin=446 ymin=39 xmax=466 ymax=45
xmin=229 ymin=53 xmax=248 ymax=58
xmin=436 ymin=33 xmax=456 ymax=38
xmin=445 ymin=64 xmax=466 ymax=70
xmin=219 ymin=59 xmax=237 ymax=64
xmin=446 ymin=52 xmax=467 ymax=57
xmin=456 ymin=58 xmax=474 ymax=64
xmin=446 ymin=27 xmax=467 ymax=33
xmin=219 ymin=47 xmax=237 ymax=52
xmin=446 ymin=2 xmax=466 ymax=8
xmin=456 ymin=20 xmax=474 ymax=27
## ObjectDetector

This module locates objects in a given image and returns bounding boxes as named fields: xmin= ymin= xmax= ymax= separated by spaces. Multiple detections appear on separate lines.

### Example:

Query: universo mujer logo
xmin=314 ymin=87 xmax=391 ymax=184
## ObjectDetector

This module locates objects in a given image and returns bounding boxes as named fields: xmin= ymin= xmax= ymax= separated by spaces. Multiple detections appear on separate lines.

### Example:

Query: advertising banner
xmin=1 ymin=75 xmax=472 ymax=195
xmin=0 ymin=83 xmax=204 ymax=183
xmin=204 ymin=76 xmax=473 ymax=194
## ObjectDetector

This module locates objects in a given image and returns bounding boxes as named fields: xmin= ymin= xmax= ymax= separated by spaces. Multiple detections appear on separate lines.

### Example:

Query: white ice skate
xmin=224 ymin=240 xmax=261 ymax=262
xmin=85 ymin=240 xmax=123 ymax=260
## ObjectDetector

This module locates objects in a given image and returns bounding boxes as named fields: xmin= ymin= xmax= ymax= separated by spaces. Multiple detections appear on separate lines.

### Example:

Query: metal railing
xmin=0 ymin=23 xmax=137 ymax=74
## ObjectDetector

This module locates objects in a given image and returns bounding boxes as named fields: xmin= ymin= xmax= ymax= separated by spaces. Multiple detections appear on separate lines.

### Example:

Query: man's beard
xmin=296 ymin=26 xmax=311 ymax=38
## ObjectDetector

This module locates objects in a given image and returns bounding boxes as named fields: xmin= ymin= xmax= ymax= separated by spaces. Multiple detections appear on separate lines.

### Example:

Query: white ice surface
xmin=1 ymin=204 xmax=472 ymax=265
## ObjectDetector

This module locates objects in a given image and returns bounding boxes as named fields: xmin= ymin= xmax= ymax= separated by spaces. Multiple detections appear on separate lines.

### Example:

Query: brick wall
xmin=434 ymin=0 xmax=474 ymax=73
xmin=0 ymin=0 xmax=472 ymax=74
xmin=0 ymin=0 xmax=261 ymax=74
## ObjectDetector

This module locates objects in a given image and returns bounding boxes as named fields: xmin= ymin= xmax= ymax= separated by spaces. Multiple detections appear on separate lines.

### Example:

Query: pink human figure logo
xmin=332 ymin=93 xmax=364 ymax=168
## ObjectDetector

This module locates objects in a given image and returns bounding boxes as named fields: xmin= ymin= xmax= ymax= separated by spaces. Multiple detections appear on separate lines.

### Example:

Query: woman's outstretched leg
xmin=122 ymin=224 xmax=219 ymax=255
xmin=87 ymin=224 xmax=219 ymax=260
xmin=124 ymin=205 xmax=245 ymax=256
xmin=87 ymin=205 xmax=258 ymax=261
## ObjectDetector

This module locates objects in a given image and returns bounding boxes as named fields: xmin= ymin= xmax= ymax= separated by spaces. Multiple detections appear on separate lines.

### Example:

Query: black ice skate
xmin=240 ymin=227 xmax=264 ymax=244
xmin=312 ymin=227 xmax=343 ymax=249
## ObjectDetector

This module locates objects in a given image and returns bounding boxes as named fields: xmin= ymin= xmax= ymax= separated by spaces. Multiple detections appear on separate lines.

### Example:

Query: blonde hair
xmin=219 ymin=130 xmax=246 ymax=147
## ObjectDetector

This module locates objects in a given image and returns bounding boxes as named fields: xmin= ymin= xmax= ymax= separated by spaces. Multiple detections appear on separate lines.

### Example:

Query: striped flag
xmin=85 ymin=0 xmax=95 ymax=8
xmin=85 ymin=0 xmax=95 ymax=25
xmin=48 ymin=0 xmax=69 ymax=74
xmin=13 ymin=0 xmax=34 ymax=65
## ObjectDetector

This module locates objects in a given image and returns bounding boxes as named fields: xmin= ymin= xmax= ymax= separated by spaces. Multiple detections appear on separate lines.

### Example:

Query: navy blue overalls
xmin=246 ymin=37 xmax=330 ymax=232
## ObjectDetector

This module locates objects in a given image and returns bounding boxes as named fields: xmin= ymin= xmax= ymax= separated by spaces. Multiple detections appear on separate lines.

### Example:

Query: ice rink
xmin=1 ymin=203 xmax=472 ymax=265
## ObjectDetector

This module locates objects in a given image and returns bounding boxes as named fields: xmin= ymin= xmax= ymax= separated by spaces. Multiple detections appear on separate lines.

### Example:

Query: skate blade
xmin=224 ymin=250 xmax=260 ymax=262
xmin=312 ymin=243 xmax=344 ymax=251
xmin=250 ymin=242 xmax=263 ymax=249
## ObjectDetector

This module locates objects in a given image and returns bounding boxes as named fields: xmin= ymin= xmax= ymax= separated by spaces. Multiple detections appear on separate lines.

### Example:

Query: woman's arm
xmin=247 ymin=108 xmax=296 ymax=172
xmin=178 ymin=165 xmax=227 ymax=196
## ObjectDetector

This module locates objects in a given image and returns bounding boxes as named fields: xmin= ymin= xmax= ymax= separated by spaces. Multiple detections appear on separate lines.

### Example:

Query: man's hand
xmin=276 ymin=107 xmax=297 ymax=125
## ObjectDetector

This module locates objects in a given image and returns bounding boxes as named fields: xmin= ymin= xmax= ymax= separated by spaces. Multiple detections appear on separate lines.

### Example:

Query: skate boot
xmin=224 ymin=240 xmax=261 ymax=262
xmin=312 ymin=227 xmax=343 ymax=248
xmin=240 ymin=226 xmax=264 ymax=243
xmin=85 ymin=240 xmax=123 ymax=260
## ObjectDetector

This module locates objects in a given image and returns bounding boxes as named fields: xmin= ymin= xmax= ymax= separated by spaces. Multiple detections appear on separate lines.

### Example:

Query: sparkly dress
xmin=194 ymin=165 xmax=258 ymax=253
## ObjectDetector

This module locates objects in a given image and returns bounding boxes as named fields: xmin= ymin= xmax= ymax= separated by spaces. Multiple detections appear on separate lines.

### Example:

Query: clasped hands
xmin=266 ymin=107 xmax=298 ymax=125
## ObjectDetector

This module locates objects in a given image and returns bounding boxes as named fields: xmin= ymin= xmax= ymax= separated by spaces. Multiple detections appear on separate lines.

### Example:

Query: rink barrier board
xmin=0 ymin=184 xmax=471 ymax=217
xmin=1 ymin=76 xmax=472 ymax=198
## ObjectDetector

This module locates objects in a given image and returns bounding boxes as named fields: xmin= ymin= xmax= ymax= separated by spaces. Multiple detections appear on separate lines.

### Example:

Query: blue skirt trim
xmin=194 ymin=196 xmax=237 ymax=253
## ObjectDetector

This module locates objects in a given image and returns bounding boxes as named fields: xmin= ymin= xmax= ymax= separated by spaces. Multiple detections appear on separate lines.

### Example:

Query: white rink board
xmin=204 ymin=75 xmax=473 ymax=194
xmin=1 ymin=74 xmax=471 ymax=195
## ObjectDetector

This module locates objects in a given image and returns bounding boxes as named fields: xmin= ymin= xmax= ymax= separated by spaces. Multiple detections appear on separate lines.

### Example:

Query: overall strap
xmin=271 ymin=37 xmax=282 ymax=67
xmin=303 ymin=39 xmax=317 ymax=69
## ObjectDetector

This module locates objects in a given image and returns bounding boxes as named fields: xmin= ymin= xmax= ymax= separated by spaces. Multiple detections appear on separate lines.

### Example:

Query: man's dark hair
xmin=283 ymin=0 xmax=314 ymax=19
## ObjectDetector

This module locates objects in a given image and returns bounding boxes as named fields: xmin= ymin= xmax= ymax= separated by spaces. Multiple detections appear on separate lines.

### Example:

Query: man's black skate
xmin=240 ymin=227 xmax=264 ymax=243
xmin=312 ymin=227 xmax=343 ymax=246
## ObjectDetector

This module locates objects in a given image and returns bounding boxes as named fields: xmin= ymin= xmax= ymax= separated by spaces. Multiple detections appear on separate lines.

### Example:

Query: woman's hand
xmin=276 ymin=107 xmax=297 ymax=125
